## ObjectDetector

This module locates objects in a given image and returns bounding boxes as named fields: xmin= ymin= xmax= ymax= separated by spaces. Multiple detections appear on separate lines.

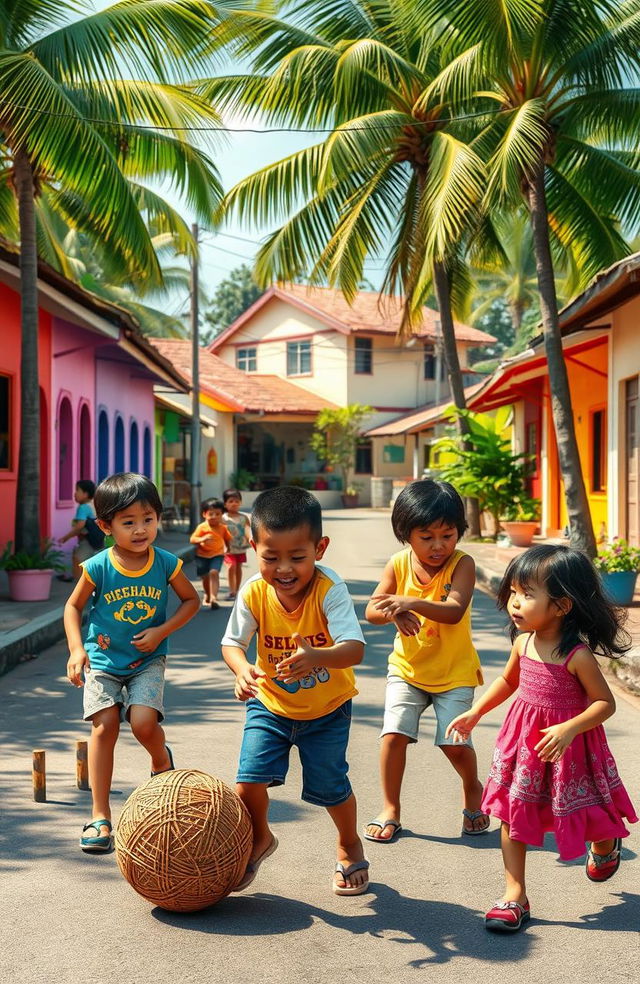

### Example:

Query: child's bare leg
xmin=327 ymin=793 xmax=367 ymax=891
xmin=209 ymin=569 xmax=220 ymax=602
xmin=365 ymin=732 xmax=409 ymax=839
xmin=229 ymin=563 xmax=241 ymax=595
xmin=237 ymin=782 xmax=274 ymax=860
xmin=441 ymin=744 xmax=489 ymax=832
xmin=500 ymin=822 xmax=528 ymax=904
xmin=201 ymin=573 xmax=211 ymax=603
xmin=88 ymin=705 xmax=120 ymax=828
xmin=129 ymin=705 xmax=171 ymax=773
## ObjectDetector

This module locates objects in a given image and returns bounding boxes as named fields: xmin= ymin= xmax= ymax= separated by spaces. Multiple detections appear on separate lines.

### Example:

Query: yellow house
xmin=209 ymin=284 xmax=494 ymax=502
xmin=465 ymin=252 xmax=640 ymax=542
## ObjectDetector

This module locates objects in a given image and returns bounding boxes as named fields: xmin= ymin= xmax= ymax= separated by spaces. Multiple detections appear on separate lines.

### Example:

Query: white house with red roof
xmin=207 ymin=284 xmax=495 ymax=501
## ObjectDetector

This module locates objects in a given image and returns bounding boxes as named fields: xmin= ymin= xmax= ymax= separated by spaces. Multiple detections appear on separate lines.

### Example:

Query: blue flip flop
xmin=80 ymin=818 xmax=113 ymax=853
xmin=151 ymin=745 xmax=175 ymax=777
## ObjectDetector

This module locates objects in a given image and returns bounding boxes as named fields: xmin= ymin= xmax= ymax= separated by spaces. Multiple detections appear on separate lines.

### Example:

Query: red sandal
xmin=485 ymin=899 xmax=530 ymax=933
xmin=586 ymin=838 xmax=622 ymax=882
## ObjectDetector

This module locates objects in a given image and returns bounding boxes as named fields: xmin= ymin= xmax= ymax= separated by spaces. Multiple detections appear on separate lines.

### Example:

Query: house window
xmin=0 ymin=374 xmax=11 ymax=470
xmin=355 ymin=337 xmax=372 ymax=374
xmin=130 ymin=420 xmax=139 ymax=472
xmin=355 ymin=439 xmax=372 ymax=474
xmin=236 ymin=347 xmax=257 ymax=372
xmin=592 ymin=409 xmax=606 ymax=492
xmin=97 ymin=410 xmax=109 ymax=481
xmin=114 ymin=415 xmax=125 ymax=472
xmin=143 ymin=425 xmax=152 ymax=478
xmin=287 ymin=340 xmax=312 ymax=376
xmin=58 ymin=396 xmax=74 ymax=501
xmin=424 ymin=344 xmax=446 ymax=381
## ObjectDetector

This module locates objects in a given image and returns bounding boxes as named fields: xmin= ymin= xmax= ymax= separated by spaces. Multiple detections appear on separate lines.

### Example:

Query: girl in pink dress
xmin=447 ymin=544 xmax=637 ymax=933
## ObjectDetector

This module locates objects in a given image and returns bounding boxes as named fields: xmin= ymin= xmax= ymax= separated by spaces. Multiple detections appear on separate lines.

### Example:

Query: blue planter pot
xmin=600 ymin=570 xmax=639 ymax=605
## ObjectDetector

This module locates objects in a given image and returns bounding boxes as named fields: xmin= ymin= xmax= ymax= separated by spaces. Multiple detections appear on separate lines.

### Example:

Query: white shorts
xmin=83 ymin=659 xmax=166 ymax=722
xmin=381 ymin=675 xmax=475 ymax=746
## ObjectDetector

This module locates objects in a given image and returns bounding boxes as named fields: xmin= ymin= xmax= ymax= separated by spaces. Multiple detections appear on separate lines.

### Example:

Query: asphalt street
xmin=1 ymin=510 xmax=638 ymax=984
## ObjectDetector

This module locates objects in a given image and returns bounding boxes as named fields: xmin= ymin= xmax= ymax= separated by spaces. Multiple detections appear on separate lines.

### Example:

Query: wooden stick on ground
xmin=76 ymin=740 xmax=89 ymax=790
xmin=32 ymin=750 xmax=46 ymax=802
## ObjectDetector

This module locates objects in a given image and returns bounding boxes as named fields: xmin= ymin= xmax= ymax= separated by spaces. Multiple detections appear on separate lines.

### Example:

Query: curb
xmin=0 ymin=544 xmax=196 ymax=678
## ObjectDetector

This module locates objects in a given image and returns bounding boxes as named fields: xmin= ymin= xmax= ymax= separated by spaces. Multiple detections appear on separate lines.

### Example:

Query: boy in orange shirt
xmin=222 ymin=486 xmax=369 ymax=896
xmin=190 ymin=498 xmax=231 ymax=609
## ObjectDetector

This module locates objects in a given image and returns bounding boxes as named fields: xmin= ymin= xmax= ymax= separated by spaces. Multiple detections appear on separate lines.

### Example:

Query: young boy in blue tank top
xmin=64 ymin=473 xmax=199 ymax=853
xmin=364 ymin=480 xmax=488 ymax=842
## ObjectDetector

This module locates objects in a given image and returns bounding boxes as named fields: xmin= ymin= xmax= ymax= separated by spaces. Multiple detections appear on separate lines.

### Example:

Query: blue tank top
xmin=81 ymin=546 xmax=182 ymax=675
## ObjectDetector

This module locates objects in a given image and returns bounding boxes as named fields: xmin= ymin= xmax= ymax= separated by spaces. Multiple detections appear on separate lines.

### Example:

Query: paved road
xmin=2 ymin=512 xmax=638 ymax=984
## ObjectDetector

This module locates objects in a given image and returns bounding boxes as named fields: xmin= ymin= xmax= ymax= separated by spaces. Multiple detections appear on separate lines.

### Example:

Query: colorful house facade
xmin=0 ymin=240 xmax=187 ymax=551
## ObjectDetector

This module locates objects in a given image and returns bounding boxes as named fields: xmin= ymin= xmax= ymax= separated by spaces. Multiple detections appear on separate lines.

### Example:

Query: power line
xmin=0 ymin=96 xmax=499 ymax=132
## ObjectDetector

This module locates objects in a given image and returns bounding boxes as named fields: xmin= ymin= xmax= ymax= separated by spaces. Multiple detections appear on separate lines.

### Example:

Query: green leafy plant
xmin=593 ymin=540 xmax=640 ymax=574
xmin=228 ymin=468 xmax=255 ymax=491
xmin=0 ymin=541 xmax=66 ymax=572
xmin=503 ymin=495 xmax=540 ymax=522
xmin=310 ymin=405 xmax=372 ymax=495
xmin=434 ymin=406 xmax=532 ymax=540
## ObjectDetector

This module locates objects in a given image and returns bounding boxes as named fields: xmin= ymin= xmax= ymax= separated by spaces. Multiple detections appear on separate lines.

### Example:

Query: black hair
xmin=251 ymin=486 xmax=322 ymax=542
xmin=201 ymin=497 xmax=224 ymax=514
xmin=94 ymin=473 xmax=163 ymax=522
xmin=76 ymin=479 xmax=96 ymax=498
xmin=391 ymin=479 xmax=467 ymax=542
xmin=223 ymin=488 xmax=242 ymax=502
xmin=497 ymin=544 xmax=630 ymax=659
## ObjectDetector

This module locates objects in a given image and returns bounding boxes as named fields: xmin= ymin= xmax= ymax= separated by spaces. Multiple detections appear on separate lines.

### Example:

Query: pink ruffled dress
xmin=481 ymin=635 xmax=637 ymax=860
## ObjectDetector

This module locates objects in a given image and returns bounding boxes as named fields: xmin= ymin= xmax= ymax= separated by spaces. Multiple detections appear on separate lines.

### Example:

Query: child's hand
xmin=445 ymin=710 xmax=480 ymax=743
xmin=132 ymin=626 xmax=166 ymax=654
xmin=534 ymin=723 xmax=576 ymax=762
xmin=394 ymin=611 xmax=421 ymax=636
xmin=235 ymin=664 xmax=267 ymax=701
xmin=275 ymin=633 xmax=319 ymax=683
xmin=67 ymin=648 xmax=89 ymax=687
xmin=372 ymin=593 xmax=411 ymax=618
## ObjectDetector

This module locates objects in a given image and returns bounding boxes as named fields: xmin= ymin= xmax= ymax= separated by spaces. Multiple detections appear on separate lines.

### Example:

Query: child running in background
xmin=222 ymin=486 xmax=369 ymax=896
xmin=364 ymin=479 xmax=487 ymax=843
xmin=223 ymin=488 xmax=251 ymax=601
xmin=58 ymin=479 xmax=97 ymax=579
xmin=190 ymin=497 xmax=232 ymax=609
xmin=64 ymin=473 xmax=200 ymax=853
xmin=447 ymin=545 xmax=637 ymax=933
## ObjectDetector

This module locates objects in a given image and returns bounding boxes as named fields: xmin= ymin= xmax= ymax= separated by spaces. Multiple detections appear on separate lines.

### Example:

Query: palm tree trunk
xmin=526 ymin=163 xmax=596 ymax=557
xmin=14 ymin=147 xmax=41 ymax=555
xmin=432 ymin=259 xmax=481 ymax=537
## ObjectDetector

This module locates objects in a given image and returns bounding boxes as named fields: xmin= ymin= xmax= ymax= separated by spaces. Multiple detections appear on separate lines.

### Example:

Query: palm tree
xmin=0 ymin=0 xmax=225 ymax=553
xmin=419 ymin=0 xmax=640 ymax=555
xmin=203 ymin=0 xmax=488 ymax=530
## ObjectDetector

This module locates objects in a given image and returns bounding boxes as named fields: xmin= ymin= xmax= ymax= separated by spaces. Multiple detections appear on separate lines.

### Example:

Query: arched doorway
xmin=79 ymin=402 xmax=92 ymax=479
xmin=39 ymin=388 xmax=49 ymax=536
xmin=57 ymin=395 xmax=73 ymax=501
xmin=143 ymin=425 xmax=152 ymax=478
xmin=129 ymin=420 xmax=139 ymax=472
xmin=97 ymin=410 xmax=109 ymax=481
xmin=114 ymin=415 xmax=125 ymax=472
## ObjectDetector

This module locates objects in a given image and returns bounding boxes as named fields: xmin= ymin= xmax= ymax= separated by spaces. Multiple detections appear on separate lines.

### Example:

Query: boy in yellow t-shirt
xmin=364 ymin=479 xmax=488 ymax=843
xmin=222 ymin=486 xmax=369 ymax=896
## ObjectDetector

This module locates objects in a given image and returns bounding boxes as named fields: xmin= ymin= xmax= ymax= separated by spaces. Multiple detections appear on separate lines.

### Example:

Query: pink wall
xmin=95 ymin=353 xmax=155 ymax=483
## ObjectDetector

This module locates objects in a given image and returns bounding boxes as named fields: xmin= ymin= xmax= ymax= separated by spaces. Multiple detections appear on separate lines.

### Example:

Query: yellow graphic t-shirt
xmin=388 ymin=547 xmax=483 ymax=693
xmin=222 ymin=565 xmax=363 ymax=720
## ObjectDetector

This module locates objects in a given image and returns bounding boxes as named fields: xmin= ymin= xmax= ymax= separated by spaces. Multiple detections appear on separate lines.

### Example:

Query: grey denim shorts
xmin=83 ymin=659 xmax=166 ymax=722
xmin=381 ymin=674 xmax=475 ymax=746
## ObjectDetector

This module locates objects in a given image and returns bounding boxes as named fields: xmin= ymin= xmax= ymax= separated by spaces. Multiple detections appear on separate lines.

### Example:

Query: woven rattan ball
xmin=115 ymin=769 xmax=252 ymax=911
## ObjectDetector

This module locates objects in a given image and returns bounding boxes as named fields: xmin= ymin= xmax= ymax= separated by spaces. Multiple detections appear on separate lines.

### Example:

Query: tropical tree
xmin=203 ymin=0 xmax=491 ymax=531
xmin=202 ymin=264 xmax=264 ymax=341
xmin=309 ymin=404 xmax=372 ymax=495
xmin=419 ymin=0 xmax=640 ymax=555
xmin=0 ymin=0 xmax=225 ymax=554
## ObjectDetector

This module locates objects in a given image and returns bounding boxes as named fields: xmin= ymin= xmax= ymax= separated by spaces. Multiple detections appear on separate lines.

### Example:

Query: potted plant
xmin=0 ymin=540 xmax=66 ymax=601
xmin=309 ymin=404 xmax=372 ymax=508
xmin=501 ymin=495 xmax=541 ymax=548
xmin=593 ymin=539 xmax=640 ymax=605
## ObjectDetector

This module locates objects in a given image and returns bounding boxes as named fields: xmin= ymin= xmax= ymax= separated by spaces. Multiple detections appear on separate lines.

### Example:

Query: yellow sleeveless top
xmin=388 ymin=547 xmax=483 ymax=692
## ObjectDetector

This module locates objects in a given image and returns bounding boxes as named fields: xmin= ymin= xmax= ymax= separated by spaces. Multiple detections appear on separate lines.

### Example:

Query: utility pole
xmin=189 ymin=223 xmax=201 ymax=530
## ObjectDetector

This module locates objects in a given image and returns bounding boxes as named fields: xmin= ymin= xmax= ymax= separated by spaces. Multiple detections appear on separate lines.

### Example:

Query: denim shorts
xmin=236 ymin=698 xmax=353 ymax=807
xmin=83 ymin=659 xmax=165 ymax=722
xmin=195 ymin=554 xmax=224 ymax=576
xmin=381 ymin=675 xmax=474 ymax=746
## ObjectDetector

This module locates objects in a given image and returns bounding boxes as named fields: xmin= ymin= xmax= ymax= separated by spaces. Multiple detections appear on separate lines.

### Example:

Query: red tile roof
xmin=148 ymin=338 xmax=337 ymax=415
xmin=210 ymin=284 xmax=496 ymax=351
xmin=365 ymin=382 xmax=486 ymax=436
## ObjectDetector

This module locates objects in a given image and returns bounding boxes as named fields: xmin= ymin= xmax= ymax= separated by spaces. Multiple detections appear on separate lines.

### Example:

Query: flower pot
xmin=341 ymin=493 xmax=359 ymax=508
xmin=7 ymin=569 xmax=54 ymax=602
xmin=600 ymin=571 xmax=639 ymax=606
xmin=501 ymin=521 xmax=538 ymax=548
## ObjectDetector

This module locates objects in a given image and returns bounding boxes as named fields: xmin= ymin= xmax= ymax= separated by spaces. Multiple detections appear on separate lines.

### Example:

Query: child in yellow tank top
xmin=364 ymin=479 xmax=489 ymax=843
